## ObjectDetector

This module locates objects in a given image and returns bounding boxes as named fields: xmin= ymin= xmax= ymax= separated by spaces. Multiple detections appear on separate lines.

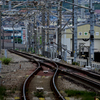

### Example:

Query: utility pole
xmin=24 ymin=20 xmax=28 ymax=52
xmin=57 ymin=1 xmax=62 ymax=58
xmin=9 ymin=0 xmax=11 ymax=11
xmin=89 ymin=0 xmax=94 ymax=66
xmin=28 ymin=23 xmax=31 ymax=51
xmin=81 ymin=1 xmax=85 ymax=19
xmin=13 ymin=25 xmax=15 ymax=50
xmin=2 ymin=29 xmax=4 ymax=49
xmin=0 ymin=1 xmax=2 ymax=54
xmin=34 ymin=13 xmax=37 ymax=54
xmin=47 ymin=3 xmax=50 ymax=44
xmin=42 ymin=5 xmax=45 ymax=56
xmin=46 ymin=1 xmax=50 ymax=43
xmin=72 ymin=0 xmax=78 ymax=62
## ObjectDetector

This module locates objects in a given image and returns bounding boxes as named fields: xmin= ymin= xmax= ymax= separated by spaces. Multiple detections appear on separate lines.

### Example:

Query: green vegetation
xmin=0 ymin=86 xmax=6 ymax=100
xmin=34 ymin=91 xmax=44 ymax=97
xmin=72 ymin=62 xmax=79 ymax=66
xmin=14 ymin=38 xmax=22 ymax=43
xmin=39 ymin=36 xmax=42 ymax=45
xmin=0 ymin=57 xmax=11 ymax=65
xmin=65 ymin=90 xmax=100 ymax=100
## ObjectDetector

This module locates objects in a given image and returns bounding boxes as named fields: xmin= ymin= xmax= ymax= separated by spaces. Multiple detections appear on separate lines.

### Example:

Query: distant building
xmin=2 ymin=27 xmax=23 ymax=44
xmin=62 ymin=23 xmax=100 ymax=53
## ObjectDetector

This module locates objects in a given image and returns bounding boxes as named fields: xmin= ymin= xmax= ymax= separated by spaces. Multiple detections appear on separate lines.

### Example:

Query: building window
xmin=96 ymin=32 xmax=99 ymax=36
xmin=79 ymin=32 xmax=82 ymax=36
xmin=84 ymin=32 xmax=88 ymax=35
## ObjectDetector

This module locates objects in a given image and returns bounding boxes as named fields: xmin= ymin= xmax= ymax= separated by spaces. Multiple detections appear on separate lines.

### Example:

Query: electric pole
xmin=13 ymin=24 xmax=15 ymax=50
xmin=57 ymin=1 xmax=62 ymax=58
xmin=9 ymin=0 xmax=11 ymax=11
xmin=34 ymin=13 xmax=37 ymax=54
xmin=0 ymin=1 xmax=2 ymax=54
xmin=42 ymin=5 xmax=45 ymax=56
xmin=47 ymin=3 xmax=50 ymax=44
xmin=2 ymin=29 xmax=4 ymax=49
xmin=28 ymin=23 xmax=31 ymax=51
xmin=89 ymin=0 xmax=94 ymax=66
xmin=72 ymin=0 xmax=78 ymax=62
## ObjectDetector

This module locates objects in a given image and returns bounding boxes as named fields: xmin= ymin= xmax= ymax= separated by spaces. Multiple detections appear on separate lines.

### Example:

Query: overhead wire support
xmin=0 ymin=2 xmax=2 ymax=54
xmin=28 ymin=22 xmax=31 ymax=51
xmin=57 ymin=1 xmax=62 ymax=58
xmin=34 ymin=13 xmax=37 ymax=54
xmin=47 ymin=2 xmax=50 ymax=44
xmin=42 ymin=5 xmax=45 ymax=56
xmin=72 ymin=0 xmax=78 ymax=62
xmin=89 ymin=0 xmax=94 ymax=66
xmin=12 ymin=24 xmax=15 ymax=50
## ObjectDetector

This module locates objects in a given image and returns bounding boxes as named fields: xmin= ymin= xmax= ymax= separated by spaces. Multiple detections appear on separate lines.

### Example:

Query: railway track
xmin=8 ymin=49 xmax=65 ymax=100
xmin=9 ymin=49 xmax=100 ymax=81
xmin=8 ymin=50 xmax=100 ymax=95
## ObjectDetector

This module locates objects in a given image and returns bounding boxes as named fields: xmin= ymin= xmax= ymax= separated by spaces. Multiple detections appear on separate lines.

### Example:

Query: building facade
xmin=62 ymin=23 xmax=100 ymax=53
xmin=2 ymin=27 xmax=23 ymax=44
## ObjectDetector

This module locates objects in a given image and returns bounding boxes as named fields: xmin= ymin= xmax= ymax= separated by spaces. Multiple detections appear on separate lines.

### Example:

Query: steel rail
xmin=8 ymin=49 xmax=65 ymax=100
xmin=39 ymin=62 xmax=100 ymax=92
xmin=52 ymin=62 xmax=65 ymax=100
xmin=9 ymin=50 xmax=100 ymax=81
xmin=23 ymin=63 xmax=41 ymax=100
xmin=10 ymin=50 xmax=100 ymax=97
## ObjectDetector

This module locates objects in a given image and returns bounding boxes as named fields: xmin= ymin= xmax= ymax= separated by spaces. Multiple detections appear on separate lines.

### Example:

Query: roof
xmin=3 ymin=27 xmax=22 ymax=31
xmin=65 ymin=23 xmax=100 ymax=29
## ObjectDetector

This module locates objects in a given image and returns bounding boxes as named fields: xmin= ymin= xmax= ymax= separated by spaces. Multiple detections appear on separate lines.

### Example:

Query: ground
xmin=0 ymin=50 xmax=91 ymax=100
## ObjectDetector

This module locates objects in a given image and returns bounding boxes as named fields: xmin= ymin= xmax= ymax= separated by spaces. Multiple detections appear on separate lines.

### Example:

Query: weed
xmin=65 ymin=89 xmax=99 ymax=100
xmin=1 ymin=57 xmax=11 ymax=65
xmin=0 ymin=86 xmax=6 ymax=100
xmin=72 ymin=62 xmax=79 ymax=66
xmin=34 ymin=91 xmax=44 ymax=97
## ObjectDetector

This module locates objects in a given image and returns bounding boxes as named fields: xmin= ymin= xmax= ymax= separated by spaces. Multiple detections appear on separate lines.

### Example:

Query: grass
xmin=72 ymin=62 xmax=79 ymax=66
xmin=34 ymin=91 xmax=44 ymax=97
xmin=0 ymin=57 xmax=11 ymax=65
xmin=0 ymin=86 xmax=6 ymax=100
xmin=65 ymin=90 xmax=100 ymax=100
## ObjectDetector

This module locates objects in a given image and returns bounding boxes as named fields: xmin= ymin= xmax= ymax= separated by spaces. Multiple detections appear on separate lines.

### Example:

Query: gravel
xmin=0 ymin=50 xmax=36 ymax=99
xmin=0 ymin=50 xmax=91 ymax=100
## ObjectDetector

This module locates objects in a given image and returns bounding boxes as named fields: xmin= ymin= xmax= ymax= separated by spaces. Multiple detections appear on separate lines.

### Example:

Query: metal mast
xmin=28 ymin=23 xmax=31 ymax=51
xmin=0 ymin=2 xmax=2 ymax=54
xmin=57 ymin=1 xmax=62 ymax=58
xmin=34 ymin=13 xmax=37 ymax=54
xmin=81 ymin=1 xmax=85 ymax=19
xmin=47 ymin=3 xmax=50 ymax=44
xmin=72 ymin=0 xmax=78 ymax=62
xmin=89 ymin=0 xmax=94 ymax=66
xmin=9 ymin=0 xmax=11 ymax=11
xmin=42 ymin=5 xmax=45 ymax=56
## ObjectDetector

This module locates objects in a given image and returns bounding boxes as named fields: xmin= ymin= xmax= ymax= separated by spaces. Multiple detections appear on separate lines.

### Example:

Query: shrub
xmin=1 ymin=57 xmax=11 ymax=65
xmin=65 ymin=89 xmax=98 ymax=100
xmin=72 ymin=62 xmax=79 ymax=66
xmin=34 ymin=91 xmax=44 ymax=97
xmin=0 ymin=86 xmax=6 ymax=99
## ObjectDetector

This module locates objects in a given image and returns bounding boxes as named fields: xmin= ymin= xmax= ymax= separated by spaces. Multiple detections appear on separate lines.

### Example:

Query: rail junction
xmin=0 ymin=0 xmax=100 ymax=100
xmin=8 ymin=49 xmax=100 ymax=100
